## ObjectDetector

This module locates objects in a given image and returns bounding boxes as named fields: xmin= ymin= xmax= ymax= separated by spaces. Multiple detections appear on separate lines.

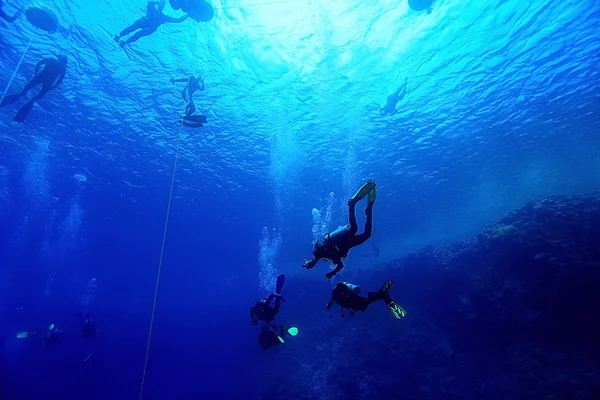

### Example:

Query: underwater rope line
xmin=138 ymin=23 xmax=202 ymax=400
xmin=0 ymin=37 xmax=33 ymax=106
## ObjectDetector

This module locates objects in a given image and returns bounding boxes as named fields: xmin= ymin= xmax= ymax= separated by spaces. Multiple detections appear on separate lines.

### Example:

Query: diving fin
xmin=16 ymin=332 xmax=29 ymax=339
xmin=386 ymin=301 xmax=406 ymax=319
xmin=379 ymin=280 xmax=394 ymax=293
xmin=275 ymin=273 xmax=285 ymax=295
xmin=183 ymin=114 xmax=207 ymax=124
xmin=0 ymin=93 xmax=23 ymax=108
xmin=349 ymin=180 xmax=376 ymax=204
xmin=13 ymin=99 xmax=36 ymax=123
xmin=368 ymin=185 xmax=377 ymax=204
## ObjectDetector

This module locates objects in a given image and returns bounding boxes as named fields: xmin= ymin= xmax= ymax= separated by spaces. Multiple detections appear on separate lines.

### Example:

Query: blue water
xmin=1 ymin=0 xmax=599 ymax=398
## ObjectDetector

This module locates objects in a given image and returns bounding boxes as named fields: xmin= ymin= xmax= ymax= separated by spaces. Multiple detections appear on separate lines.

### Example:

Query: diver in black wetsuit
xmin=250 ymin=274 xmax=285 ymax=326
xmin=0 ymin=54 xmax=67 ymax=122
xmin=258 ymin=324 xmax=286 ymax=352
xmin=42 ymin=324 xmax=63 ymax=347
xmin=326 ymin=281 xmax=406 ymax=319
xmin=0 ymin=0 xmax=19 ymax=22
xmin=170 ymin=74 xmax=207 ymax=127
xmin=78 ymin=312 xmax=98 ymax=338
xmin=114 ymin=0 xmax=188 ymax=47
xmin=303 ymin=180 xmax=376 ymax=279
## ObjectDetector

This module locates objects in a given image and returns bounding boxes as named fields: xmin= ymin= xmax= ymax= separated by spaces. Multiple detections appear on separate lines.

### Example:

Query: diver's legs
xmin=184 ymin=99 xmax=196 ymax=116
xmin=122 ymin=27 xmax=157 ymax=45
xmin=118 ymin=18 xmax=146 ymax=38
xmin=347 ymin=202 xmax=358 ymax=236
xmin=348 ymin=202 xmax=373 ymax=249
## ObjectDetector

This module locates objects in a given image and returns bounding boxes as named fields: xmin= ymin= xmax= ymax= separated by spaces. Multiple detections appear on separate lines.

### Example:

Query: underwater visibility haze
xmin=1 ymin=0 xmax=600 ymax=398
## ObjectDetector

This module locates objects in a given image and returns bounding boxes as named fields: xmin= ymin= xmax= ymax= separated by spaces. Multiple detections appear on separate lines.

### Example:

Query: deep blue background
xmin=1 ymin=0 xmax=600 ymax=398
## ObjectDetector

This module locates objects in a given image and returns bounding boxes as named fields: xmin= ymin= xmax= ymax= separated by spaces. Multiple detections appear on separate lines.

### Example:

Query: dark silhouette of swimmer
xmin=114 ymin=0 xmax=188 ymax=47
xmin=171 ymin=74 xmax=204 ymax=116
xmin=78 ymin=312 xmax=98 ymax=338
xmin=303 ymin=181 xmax=376 ymax=279
xmin=0 ymin=0 xmax=19 ymax=22
xmin=380 ymin=79 xmax=407 ymax=116
xmin=0 ymin=54 xmax=67 ymax=122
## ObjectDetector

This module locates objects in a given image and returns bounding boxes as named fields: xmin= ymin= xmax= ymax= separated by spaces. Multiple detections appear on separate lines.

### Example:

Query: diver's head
xmin=312 ymin=242 xmax=326 ymax=257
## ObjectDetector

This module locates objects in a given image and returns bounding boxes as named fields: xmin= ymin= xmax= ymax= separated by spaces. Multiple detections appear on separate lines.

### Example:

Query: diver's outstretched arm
xmin=303 ymin=258 xmax=318 ymax=269
xmin=164 ymin=14 xmax=188 ymax=23
xmin=170 ymin=77 xmax=189 ymax=83
xmin=326 ymin=297 xmax=335 ymax=311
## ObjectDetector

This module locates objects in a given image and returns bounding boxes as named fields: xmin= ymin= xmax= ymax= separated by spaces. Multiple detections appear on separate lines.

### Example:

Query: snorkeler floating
xmin=327 ymin=280 xmax=406 ymax=319
xmin=380 ymin=79 xmax=407 ymax=116
xmin=0 ymin=54 xmax=67 ymax=123
xmin=114 ymin=0 xmax=188 ymax=47
xmin=303 ymin=180 xmax=376 ymax=279
xmin=251 ymin=274 xmax=285 ymax=326
xmin=0 ymin=0 xmax=19 ymax=22
xmin=171 ymin=74 xmax=207 ymax=127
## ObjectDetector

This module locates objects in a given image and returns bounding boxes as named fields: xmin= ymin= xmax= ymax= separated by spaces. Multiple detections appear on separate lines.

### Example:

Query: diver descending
xmin=114 ymin=0 xmax=188 ymax=47
xmin=326 ymin=281 xmax=406 ymax=319
xmin=380 ymin=79 xmax=407 ymax=116
xmin=0 ymin=54 xmax=67 ymax=122
xmin=251 ymin=274 xmax=285 ymax=326
xmin=78 ymin=312 xmax=99 ymax=338
xmin=303 ymin=180 xmax=377 ymax=279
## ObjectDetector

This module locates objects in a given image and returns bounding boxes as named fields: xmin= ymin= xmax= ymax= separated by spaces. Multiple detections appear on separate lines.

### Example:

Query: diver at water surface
xmin=114 ymin=0 xmax=188 ymax=47
xmin=303 ymin=180 xmax=376 ymax=279
xmin=0 ymin=54 xmax=67 ymax=122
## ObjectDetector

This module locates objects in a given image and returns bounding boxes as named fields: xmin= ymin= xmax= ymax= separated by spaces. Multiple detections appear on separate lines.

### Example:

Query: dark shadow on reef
xmin=260 ymin=192 xmax=600 ymax=400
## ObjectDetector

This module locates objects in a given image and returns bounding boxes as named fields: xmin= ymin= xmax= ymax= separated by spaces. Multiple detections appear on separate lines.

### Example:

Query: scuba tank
xmin=323 ymin=224 xmax=351 ymax=246
xmin=342 ymin=282 xmax=362 ymax=295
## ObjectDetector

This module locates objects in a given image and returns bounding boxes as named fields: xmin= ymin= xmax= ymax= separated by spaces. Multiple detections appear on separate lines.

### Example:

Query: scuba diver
xmin=114 ymin=0 xmax=188 ymax=47
xmin=78 ymin=312 xmax=98 ymax=338
xmin=251 ymin=274 xmax=285 ymax=326
xmin=302 ymin=180 xmax=376 ymax=279
xmin=258 ymin=324 xmax=299 ymax=352
xmin=0 ymin=0 xmax=19 ymax=22
xmin=326 ymin=280 xmax=406 ymax=319
xmin=0 ymin=54 xmax=67 ymax=122
xmin=16 ymin=324 xmax=63 ymax=346
xmin=170 ymin=74 xmax=207 ymax=127
xmin=380 ymin=79 xmax=407 ymax=116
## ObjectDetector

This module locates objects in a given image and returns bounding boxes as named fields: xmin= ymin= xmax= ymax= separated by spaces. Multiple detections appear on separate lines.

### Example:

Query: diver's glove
xmin=302 ymin=259 xmax=314 ymax=269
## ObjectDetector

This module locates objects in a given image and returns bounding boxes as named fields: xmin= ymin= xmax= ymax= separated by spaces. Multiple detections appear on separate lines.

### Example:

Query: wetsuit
xmin=258 ymin=324 xmax=285 ymax=351
xmin=0 ymin=56 xmax=67 ymax=122
xmin=250 ymin=293 xmax=282 ymax=326
xmin=305 ymin=200 xmax=374 ymax=278
xmin=326 ymin=282 xmax=389 ymax=316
